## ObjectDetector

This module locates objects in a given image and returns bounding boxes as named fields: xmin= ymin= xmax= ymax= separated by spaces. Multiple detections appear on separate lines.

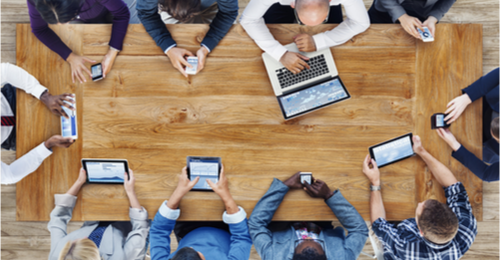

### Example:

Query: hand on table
xmin=362 ymin=154 xmax=380 ymax=186
xmin=436 ymin=128 xmax=461 ymax=151
xmin=294 ymin=34 xmax=316 ymax=52
xmin=196 ymin=47 xmax=209 ymax=74
xmin=40 ymin=92 xmax=75 ymax=119
xmin=303 ymin=179 xmax=334 ymax=200
xmin=166 ymin=47 xmax=194 ymax=78
xmin=44 ymin=135 xmax=75 ymax=149
xmin=66 ymin=53 xmax=95 ymax=83
xmin=398 ymin=14 xmax=424 ymax=39
xmin=101 ymin=48 xmax=119 ymax=78
xmin=167 ymin=167 xmax=199 ymax=209
xmin=280 ymin=51 xmax=310 ymax=74
xmin=207 ymin=165 xmax=239 ymax=214
xmin=422 ymin=16 xmax=438 ymax=38
xmin=444 ymin=94 xmax=472 ymax=124
xmin=283 ymin=171 xmax=308 ymax=189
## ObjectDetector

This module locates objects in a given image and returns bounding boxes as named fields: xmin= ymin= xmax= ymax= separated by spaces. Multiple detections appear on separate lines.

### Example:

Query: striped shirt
xmin=372 ymin=182 xmax=477 ymax=260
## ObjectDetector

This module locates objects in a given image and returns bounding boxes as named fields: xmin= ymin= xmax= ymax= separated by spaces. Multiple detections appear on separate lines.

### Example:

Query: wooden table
xmin=16 ymin=24 xmax=483 ymax=221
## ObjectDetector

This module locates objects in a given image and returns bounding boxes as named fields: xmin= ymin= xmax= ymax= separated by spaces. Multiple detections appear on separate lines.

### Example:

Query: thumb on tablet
xmin=189 ymin=176 xmax=200 ymax=187
xmin=206 ymin=178 xmax=217 ymax=189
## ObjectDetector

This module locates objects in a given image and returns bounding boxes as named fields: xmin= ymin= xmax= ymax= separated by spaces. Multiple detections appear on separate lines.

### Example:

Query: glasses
xmin=294 ymin=8 xmax=330 ymax=26
xmin=294 ymin=238 xmax=326 ymax=251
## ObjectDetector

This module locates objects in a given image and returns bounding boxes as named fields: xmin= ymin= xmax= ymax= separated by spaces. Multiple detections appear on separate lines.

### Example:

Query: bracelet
xmin=370 ymin=185 xmax=381 ymax=191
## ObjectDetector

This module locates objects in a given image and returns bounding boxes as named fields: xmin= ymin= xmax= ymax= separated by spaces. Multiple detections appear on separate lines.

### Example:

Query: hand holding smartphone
xmin=300 ymin=172 xmax=312 ymax=185
xmin=185 ymin=57 xmax=198 ymax=75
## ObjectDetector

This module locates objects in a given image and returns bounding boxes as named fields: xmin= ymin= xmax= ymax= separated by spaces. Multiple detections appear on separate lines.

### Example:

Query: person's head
xmin=33 ymin=0 xmax=84 ymax=24
xmin=491 ymin=117 xmax=499 ymax=142
xmin=293 ymin=240 xmax=327 ymax=260
xmin=171 ymin=247 xmax=205 ymax=260
xmin=415 ymin=199 xmax=459 ymax=244
xmin=292 ymin=0 xmax=330 ymax=26
xmin=159 ymin=0 xmax=201 ymax=23
xmin=58 ymin=238 xmax=100 ymax=260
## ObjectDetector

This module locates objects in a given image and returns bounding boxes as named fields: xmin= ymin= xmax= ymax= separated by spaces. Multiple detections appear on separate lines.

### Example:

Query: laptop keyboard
xmin=276 ymin=54 xmax=329 ymax=89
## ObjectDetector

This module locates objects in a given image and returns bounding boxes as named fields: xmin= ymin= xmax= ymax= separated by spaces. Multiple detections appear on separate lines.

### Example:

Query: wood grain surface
xmin=16 ymin=24 xmax=483 ymax=221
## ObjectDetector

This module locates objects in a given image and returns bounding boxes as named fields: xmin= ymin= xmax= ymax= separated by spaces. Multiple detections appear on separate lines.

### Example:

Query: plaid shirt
xmin=372 ymin=182 xmax=477 ymax=260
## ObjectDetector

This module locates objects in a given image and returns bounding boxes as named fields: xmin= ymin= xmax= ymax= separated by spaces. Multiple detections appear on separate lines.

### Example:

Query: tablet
xmin=369 ymin=133 xmax=414 ymax=168
xmin=186 ymin=156 xmax=221 ymax=191
xmin=82 ymin=159 xmax=129 ymax=184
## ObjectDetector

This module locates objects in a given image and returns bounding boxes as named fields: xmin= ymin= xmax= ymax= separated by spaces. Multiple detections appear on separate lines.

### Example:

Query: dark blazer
xmin=373 ymin=0 xmax=456 ymax=23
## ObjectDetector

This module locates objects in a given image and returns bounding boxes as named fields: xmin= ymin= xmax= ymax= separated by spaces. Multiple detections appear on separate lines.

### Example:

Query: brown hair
xmin=159 ymin=0 xmax=201 ymax=23
xmin=491 ymin=117 xmax=499 ymax=139
xmin=58 ymin=239 xmax=100 ymax=260
xmin=418 ymin=199 xmax=459 ymax=244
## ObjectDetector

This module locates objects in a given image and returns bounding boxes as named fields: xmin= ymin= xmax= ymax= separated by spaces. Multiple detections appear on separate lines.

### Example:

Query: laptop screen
xmin=278 ymin=77 xmax=350 ymax=119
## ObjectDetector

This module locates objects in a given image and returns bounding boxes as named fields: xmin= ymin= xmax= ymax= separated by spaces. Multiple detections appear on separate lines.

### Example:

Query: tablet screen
xmin=371 ymin=135 xmax=414 ymax=167
xmin=189 ymin=159 xmax=219 ymax=190
xmin=278 ymin=78 xmax=349 ymax=118
xmin=86 ymin=161 xmax=126 ymax=183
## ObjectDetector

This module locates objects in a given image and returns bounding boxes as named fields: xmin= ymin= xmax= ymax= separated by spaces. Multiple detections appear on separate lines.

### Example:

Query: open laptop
xmin=262 ymin=43 xmax=350 ymax=120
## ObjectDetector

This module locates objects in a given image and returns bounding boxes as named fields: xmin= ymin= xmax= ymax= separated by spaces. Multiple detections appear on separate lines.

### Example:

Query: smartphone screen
xmin=300 ymin=172 xmax=312 ymax=185
xmin=91 ymin=63 xmax=103 ymax=81
xmin=436 ymin=114 xmax=445 ymax=127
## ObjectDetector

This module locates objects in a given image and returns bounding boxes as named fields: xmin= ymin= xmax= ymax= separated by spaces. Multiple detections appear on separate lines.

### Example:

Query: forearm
xmin=66 ymin=181 xmax=85 ymax=196
xmin=221 ymin=194 xmax=239 ymax=214
xmin=127 ymin=191 xmax=142 ymax=209
xmin=370 ymin=190 xmax=386 ymax=223
xmin=1 ymin=142 xmax=52 ymax=185
xmin=427 ymin=0 xmax=456 ymax=21
xmin=137 ymin=2 xmax=176 ymax=51
xmin=418 ymin=150 xmax=458 ymax=187
xmin=201 ymin=3 xmax=238 ymax=51
xmin=106 ymin=0 xmax=130 ymax=51
xmin=166 ymin=189 xmax=185 ymax=209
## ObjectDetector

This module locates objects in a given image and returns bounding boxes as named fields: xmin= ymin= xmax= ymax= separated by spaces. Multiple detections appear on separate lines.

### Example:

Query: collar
xmin=400 ymin=218 xmax=453 ymax=249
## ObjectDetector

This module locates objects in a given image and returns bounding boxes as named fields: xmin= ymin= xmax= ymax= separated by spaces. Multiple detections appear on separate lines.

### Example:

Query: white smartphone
xmin=300 ymin=172 xmax=312 ymax=185
xmin=185 ymin=57 xmax=198 ymax=75
xmin=418 ymin=27 xmax=434 ymax=42
xmin=61 ymin=95 xmax=77 ymax=139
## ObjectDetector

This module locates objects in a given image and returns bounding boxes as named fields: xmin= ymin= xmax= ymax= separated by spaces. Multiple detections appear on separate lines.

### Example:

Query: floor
xmin=1 ymin=0 xmax=499 ymax=259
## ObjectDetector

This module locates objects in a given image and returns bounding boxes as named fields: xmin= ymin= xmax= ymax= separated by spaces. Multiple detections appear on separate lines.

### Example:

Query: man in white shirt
xmin=240 ymin=0 xmax=370 ymax=74
xmin=1 ymin=63 xmax=75 ymax=185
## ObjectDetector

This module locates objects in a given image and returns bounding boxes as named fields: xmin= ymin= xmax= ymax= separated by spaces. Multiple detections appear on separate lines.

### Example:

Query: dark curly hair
xmin=293 ymin=247 xmax=327 ymax=260
xmin=171 ymin=247 xmax=203 ymax=260
xmin=159 ymin=0 xmax=201 ymax=23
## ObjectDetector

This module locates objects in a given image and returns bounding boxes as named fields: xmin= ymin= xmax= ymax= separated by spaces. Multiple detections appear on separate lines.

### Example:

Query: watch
xmin=370 ymin=185 xmax=381 ymax=191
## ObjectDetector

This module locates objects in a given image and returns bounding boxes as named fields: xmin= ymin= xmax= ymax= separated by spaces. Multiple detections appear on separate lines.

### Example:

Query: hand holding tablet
xmin=187 ymin=156 xmax=222 ymax=191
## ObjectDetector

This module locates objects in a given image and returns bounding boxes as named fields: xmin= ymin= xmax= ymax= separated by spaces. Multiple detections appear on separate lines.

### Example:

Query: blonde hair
xmin=58 ymin=239 xmax=101 ymax=260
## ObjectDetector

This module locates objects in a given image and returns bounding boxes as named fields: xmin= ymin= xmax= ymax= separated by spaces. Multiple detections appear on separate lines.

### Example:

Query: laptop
xmin=262 ymin=43 xmax=350 ymax=120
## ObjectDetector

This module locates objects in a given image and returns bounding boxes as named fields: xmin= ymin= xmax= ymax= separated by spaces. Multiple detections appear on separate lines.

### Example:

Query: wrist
xmin=451 ymin=141 xmax=461 ymax=152
xmin=371 ymin=179 xmax=381 ymax=186
xmin=323 ymin=190 xmax=334 ymax=200
xmin=463 ymin=94 xmax=472 ymax=105
xmin=44 ymin=139 xmax=54 ymax=150
xmin=40 ymin=90 xmax=50 ymax=104
xmin=398 ymin=14 xmax=408 ymax=22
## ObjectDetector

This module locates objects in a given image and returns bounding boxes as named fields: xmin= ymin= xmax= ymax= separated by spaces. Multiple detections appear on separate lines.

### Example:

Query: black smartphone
xmin=431 ymin=113 xmax=450 ymax=129
xmin=91 ymin=63 xmax=103 ymax=82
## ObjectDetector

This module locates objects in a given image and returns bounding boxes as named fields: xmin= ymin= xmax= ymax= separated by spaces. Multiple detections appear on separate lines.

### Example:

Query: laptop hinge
xmin=282 ymin=76 xmax=335 ymax=95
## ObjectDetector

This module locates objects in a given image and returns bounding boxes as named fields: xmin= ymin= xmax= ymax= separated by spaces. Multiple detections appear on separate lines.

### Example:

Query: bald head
xmin=294 ymin=0 xmax=330 ymax=26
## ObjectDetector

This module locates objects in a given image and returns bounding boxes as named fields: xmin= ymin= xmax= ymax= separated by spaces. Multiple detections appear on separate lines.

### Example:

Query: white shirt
xmin=1 ymin=63 xmax=52 ymax=185
xmin=240 ymin=0 xmax=370 ymax=61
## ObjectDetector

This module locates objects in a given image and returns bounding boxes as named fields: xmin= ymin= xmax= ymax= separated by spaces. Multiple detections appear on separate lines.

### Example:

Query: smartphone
xmin=300 ymin=172 xmax=312 ymax=185
xmin=418 ymin=27 xmax=434 ymax=42
xmin=61 ymin=95 xmax=77 ymax=139
xmin=185 ymin=57 xmax=198 ymax=75
xmin=431 ymin=113 xmax=450 ymax=129
xmin=91 ymin=63 xmax=104 ymax=81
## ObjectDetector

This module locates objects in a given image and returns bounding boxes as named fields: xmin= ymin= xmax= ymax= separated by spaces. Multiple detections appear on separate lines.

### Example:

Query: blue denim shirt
xmin=137 ymin=0 xmax=238 ymax=52
xmin=248 ymin=178 xmax=368 ymax=260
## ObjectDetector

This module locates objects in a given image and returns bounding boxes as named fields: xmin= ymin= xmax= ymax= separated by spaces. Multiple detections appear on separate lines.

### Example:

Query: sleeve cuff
xmin=35 ymin=142 xmax=53 ymax=158
xmin=54 ymin=194 xmax=77 ymax=208
xmin=390 ymin=8 xmax=407 ymax=23
xmin=163 ymin=44 xmax=177 ymax=55
xmin=223 ymin=206 xmax=247 ymax=224
xmin=201 ymin=43 xmax=211 ymax=53
xmin=130 ymin=206 xmax=149 ymax=220
xmin=32 ymin=86 xmax=48 ymax=100
xmin=427 ymin=12 xmax=444 ymax=21
xmin=159 ymin=200 xmax=180 ymax=220
xmin=312 ymin=34 xmax=328 ymax=51
xmin=273 ymin=46 xmax=290 ymax=63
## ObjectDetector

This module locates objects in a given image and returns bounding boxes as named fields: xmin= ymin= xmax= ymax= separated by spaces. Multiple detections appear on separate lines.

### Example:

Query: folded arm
xmin=427 ymin=0 xmax=457 ymax=22
xmin=378 ymin=0 xmax=407 ymax=23
xmin=1 ymin=143 xmax=52 ymax=185
xmin=137 ymin=0 xmax=176 ymax=52
xmin=325 ymin=190 xmax=368 ymax=258
xmin=1 ymin=63 xmax=47 ymax=99
xmin=47 ymin=194 xmax=77 ymax=253
xmin=248 ymin=178 xmax=289 ymax=260
xmin=100 ymin=0 xmax=130 ymax=51
xmin=462 ymin=68 xmax=500 ymax=103
xmin=312 ymin=0 xmax=370 ymax=51
xmin=452 ymin=145 xmax=499 ymax=182
xmin=123 ymin=207 xmax=150 ymax=259
xmin=223 ymin=208 xmax=253 ymax=260
xmin=201 ymin=0 xmax=238 ymax=51
xmin=149 ymin=201 xmax=179 ymax=260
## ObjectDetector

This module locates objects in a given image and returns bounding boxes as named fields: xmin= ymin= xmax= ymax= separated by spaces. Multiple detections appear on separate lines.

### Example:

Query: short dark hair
xmin=292 ymin=247 xmax=327 ymax=260
xmin=491 ymin=117 xmax=499 ymax=139
xmin=33 ymin=0 xmax=84 ymax=24
xmin=418 ymin=199 xmax=458 ymax=244
xmin=159 ymin=0 xmax=201 ymax=23
xmin=171 ymin=247 xmax=202 ymax=260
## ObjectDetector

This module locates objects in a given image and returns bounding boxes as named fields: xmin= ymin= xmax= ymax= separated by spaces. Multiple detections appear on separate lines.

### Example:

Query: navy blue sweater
xmin=452 ymin=68 xmax=499 ymax=182
xmin=137 ymin=0 xmax=238 ymax=52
